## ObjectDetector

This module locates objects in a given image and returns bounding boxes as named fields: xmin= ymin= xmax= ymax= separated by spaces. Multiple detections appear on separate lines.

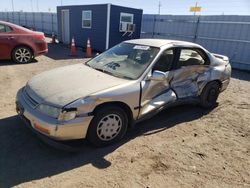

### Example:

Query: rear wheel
xmin=12 ymin=46 xmax=33 ymax=63
xmin=200 ymin=81 xmax=220 ymax=108
xmin=87 ymin=106 xmax=128 ymax=147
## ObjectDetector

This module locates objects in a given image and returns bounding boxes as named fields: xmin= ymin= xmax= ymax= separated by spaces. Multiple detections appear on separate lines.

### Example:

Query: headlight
xmin=37 ymin=104 xmax=61 ymax=118
xmin=58 ymin=109 xmax=77 ymax=121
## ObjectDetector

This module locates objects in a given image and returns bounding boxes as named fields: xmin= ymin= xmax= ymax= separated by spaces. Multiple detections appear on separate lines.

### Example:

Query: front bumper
xmin=34 ymin=41 xmax=48 ymax=56
xmin=36 ymin=48 xmax=48 ymax=56
xmin=18 ymin=114 xmax=84 ymax=152
xmin=16 ymin=88 xmax=93 ymax=141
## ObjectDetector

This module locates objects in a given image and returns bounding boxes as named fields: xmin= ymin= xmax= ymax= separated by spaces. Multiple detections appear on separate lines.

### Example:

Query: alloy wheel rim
xmin=15 ymin=48 xmax=31 ymax=63
xmin=97 ymin=114 xmax=122 ymax=141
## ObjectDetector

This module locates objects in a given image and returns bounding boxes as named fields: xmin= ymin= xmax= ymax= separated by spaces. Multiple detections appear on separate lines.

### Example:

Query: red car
xmin=0 ymin=21 xmax=48 ymax=63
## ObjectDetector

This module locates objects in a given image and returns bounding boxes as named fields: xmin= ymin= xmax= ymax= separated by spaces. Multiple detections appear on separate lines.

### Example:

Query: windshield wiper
xmin=112 ymin=74 xmax=133 ymax=80
xmin=92 ymin=66 xmax=105 ymax=73
xmin=85 ymin=64 xmax=101 ymax=71
xmin=85 ymin=63 xmax=92 ymax=68
xmin=92 ymin=66 xmax=133 ymax=80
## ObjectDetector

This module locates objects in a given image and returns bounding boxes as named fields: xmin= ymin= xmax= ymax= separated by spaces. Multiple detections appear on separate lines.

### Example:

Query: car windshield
xmin=86 ymin=43 xmax=159 ymax=80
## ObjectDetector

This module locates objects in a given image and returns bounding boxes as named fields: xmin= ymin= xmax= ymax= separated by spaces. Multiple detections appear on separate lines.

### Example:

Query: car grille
xmin=23 ymin=88 xmax=39 ymax=109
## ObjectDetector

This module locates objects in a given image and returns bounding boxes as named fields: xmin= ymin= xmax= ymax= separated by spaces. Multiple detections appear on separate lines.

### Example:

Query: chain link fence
xmin=141 ymin=14 xmax=250 ymax=71
xmin=0 ymin=12 xmax=57 ymax=35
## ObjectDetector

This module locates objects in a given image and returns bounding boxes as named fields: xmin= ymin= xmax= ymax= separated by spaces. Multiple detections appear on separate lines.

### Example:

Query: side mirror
xmin=150 ymin=70 xmax=167 ymax=81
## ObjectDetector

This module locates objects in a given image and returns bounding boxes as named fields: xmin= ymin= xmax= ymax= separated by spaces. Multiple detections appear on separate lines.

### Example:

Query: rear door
xmin=139 ymin=49 xmax=178 ymax=117
xmin=170 ymin=48 xmax=210 ymax=98
xmin=0 ymin=24 xmax=14 ymax=59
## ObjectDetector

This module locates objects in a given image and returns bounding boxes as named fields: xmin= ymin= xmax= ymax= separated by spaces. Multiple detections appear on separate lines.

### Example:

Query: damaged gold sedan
xmin=16 ymin=39 xmax=231 ymax=147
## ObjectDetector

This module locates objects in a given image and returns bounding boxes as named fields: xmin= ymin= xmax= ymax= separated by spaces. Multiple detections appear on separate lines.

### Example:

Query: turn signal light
xmin=34 ymin=123 xmax=50 ymax=135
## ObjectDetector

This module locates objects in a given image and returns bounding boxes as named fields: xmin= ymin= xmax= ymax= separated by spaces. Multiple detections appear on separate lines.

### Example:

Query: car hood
xmin=26 ymin=64 xmax=129 ymax=106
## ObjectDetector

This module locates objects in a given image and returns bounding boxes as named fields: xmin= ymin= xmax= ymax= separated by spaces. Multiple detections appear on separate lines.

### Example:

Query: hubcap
xmin=97 ymin=114 xmax=122 ymax=141
xmin=15 ymin=48 xmax=31 ymax=63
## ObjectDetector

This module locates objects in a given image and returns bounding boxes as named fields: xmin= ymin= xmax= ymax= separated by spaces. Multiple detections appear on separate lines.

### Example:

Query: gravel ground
xmin=0 ymin=40 xmax=249 ymax=188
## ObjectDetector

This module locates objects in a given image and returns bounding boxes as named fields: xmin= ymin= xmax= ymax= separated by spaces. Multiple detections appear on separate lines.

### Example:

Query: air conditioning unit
xmin=119 ymin=22 xmax=128 ymax=32
xmin=127 ymin=24 xmax=136 ymax=32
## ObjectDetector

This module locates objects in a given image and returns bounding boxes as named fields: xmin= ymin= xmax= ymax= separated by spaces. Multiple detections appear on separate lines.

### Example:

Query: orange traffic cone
xmin=85 ymin=38 xmax=92 ymax=58
xmin=70 ymin=37 xmax=77 ymax=56
xmin=51 ymin=32 xmax=56 ymax=44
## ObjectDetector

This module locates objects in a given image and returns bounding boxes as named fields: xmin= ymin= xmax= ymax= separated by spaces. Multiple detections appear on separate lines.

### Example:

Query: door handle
xmin=7 ymin=36 xmax=14 ymax=40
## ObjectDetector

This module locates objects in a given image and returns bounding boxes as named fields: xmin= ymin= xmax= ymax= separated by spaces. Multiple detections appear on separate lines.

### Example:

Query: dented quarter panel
xmin=198 ymin=57 xmax=231 ymax=94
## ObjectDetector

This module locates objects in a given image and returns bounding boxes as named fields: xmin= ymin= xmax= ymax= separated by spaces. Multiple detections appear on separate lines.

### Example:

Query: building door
xmin=61 ymin=9 xmax=70 ymax=44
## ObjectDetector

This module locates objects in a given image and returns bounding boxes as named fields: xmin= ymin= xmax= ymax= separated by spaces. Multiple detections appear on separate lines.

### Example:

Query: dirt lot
xmin=0 ymin=40 xmax=250 ymax=188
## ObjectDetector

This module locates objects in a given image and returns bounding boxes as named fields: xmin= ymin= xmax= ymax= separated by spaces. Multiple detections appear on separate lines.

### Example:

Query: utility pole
xmin=30 ymin=0 xmax=35 ymax=29
xmin=11 ymin=0 xmax=14 ymax=21
xmin=158 ymin=1 xmax=162 ymax=15
xmin=194 ymin=2 xmax=198 ymax=16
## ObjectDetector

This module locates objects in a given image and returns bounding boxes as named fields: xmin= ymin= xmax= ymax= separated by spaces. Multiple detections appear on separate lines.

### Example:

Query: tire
xmin=200 ymin=81 xmax=220 ymax=108
xmin=12 ymin=46 xmax=33 ymax=64
xmin=87 ymin=105 xmax=128 ymax=147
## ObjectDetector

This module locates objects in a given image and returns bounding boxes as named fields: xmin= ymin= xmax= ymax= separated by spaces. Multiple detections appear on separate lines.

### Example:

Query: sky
xmin=1 ymin=0 xmax=250 ymax=15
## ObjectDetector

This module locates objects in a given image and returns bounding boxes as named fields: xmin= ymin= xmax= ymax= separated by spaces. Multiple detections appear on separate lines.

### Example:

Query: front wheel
xmin=200 ymin=81 xmax=220 ymax=108
xmin=12 ymin=46 xmax=33 ymax=63
xmin=87 ymin=106 xmax=128 ymax=147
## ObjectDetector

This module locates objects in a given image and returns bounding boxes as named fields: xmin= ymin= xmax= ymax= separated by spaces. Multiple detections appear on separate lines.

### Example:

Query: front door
xmin=61 ymin=9 xmax=70 ymax=44
xmin=139 ymin=49 xmax=177 ymax=117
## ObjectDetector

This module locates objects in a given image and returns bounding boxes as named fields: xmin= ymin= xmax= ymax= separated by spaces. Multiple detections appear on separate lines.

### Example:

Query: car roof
xmin=0 ymin=20 xmax=32 ymax=32
xmin=125 ymin=39 xmax=202 ymax=48
xmin=0 ymin=20 xmax=16 ymax=27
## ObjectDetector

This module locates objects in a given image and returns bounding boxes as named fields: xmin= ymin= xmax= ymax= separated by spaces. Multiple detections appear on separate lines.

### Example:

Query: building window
xmin=120 ymin=12 xmax=134 ymax=24
xmin=82 ymin=10 xmax=92 ymax=28
xmin=119 ymin=12 xmax=134 ymax=32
